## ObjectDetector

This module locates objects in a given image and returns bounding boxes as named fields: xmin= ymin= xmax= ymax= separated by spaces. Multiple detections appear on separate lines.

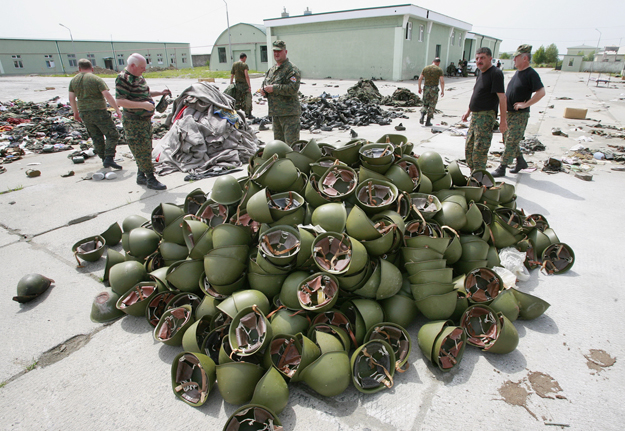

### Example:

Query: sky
xmin=2 ymin=0 xmax=624 ymax=56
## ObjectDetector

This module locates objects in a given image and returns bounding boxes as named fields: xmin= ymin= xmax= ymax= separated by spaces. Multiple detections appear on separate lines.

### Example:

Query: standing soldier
xmin=491 ymin=45 xmax=545 ymax=177
xmin=69 ymin=59 xmax=122 ymax=170
xmin=259 ymin=40 xmax=301 ymax=144
xmin=230 ymin=53 xmax=252 ymax=118
xmin=461 ymin=47 xmax=507 ymax=171
xmin=115 ymin=53 xmax=170 ymax=190
xmin=417 ymin=58 xmax=445 ymax=127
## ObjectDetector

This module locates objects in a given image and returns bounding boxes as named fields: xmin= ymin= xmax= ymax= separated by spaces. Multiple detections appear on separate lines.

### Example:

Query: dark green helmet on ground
xmin=13 ymin=273 xmax=54 ymax=303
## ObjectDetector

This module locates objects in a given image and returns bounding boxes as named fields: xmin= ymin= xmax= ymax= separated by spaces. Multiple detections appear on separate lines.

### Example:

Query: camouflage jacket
xmin=262 ymin=59 xmax=301 ymax=117
xmin=421 ymin=64 xmax=443 ymax=87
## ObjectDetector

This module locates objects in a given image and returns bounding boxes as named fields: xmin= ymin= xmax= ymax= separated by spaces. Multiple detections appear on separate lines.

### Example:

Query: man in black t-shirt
xmin=461 ymin=47 xmax=507 ymax=171
xmin=491 ymin=44 xmax=545 ymax=177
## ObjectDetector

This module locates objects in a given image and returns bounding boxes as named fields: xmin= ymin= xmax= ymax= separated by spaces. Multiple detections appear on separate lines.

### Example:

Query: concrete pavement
xmin=1 ymin=69 xmax=624 ymax=430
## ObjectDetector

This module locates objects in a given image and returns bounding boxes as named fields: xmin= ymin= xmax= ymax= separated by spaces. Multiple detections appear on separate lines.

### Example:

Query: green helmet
xmin=216 ymin=362 xmax=265 ymax=405
xmin=355 ymin=179 xmax=399 ymax=215
xmin=217 ymin=289 xmax=271 ymax=319
xmin=127 ymin=228 xmax=161 ymax=261
xmin=311 ymin=203 xmax=347 ymax=232
xmin=269 ymin=307 xmax=310 ymax=336
xmin=145 ymin=291 xmax=177 ymax=327
xmin=182 ymin=315 xmax=213 ymax=353
xmin=222 ymin=404 xmax=283 ymax=431
xmin=319 ymin=165 xmax=358 ymax=200
xmin=262 ymin=139 xmax=293 ymax=160
xmin=464 ymin=267 xmax=504 ymax=305
xmin=266 ymin=333 xmax=321 ymax=383
xmin=122 ymin=214 xmax=148 ymax=233
xmin=151 ymin=203 xmax=184 ymax=234
xmin=250 ymin=367 xmax=289 ymax=415
xmin=211 ymin=174 xmax=244 ymax=205
xmin=366 ymin=322 xmax=411 ymax=372
xmin=90 ymin=288 xmax=125 ymax=323
xmin=461 ymin=304 xmax=519 ymax=354
xmin=159 ymin=241 xmax=189 ymax=266
xmin=115 ymin=281 xmax=159 ymax=317
xmin=541 ymin=242 xmax=575 ymax=274
xmin=301 ymin=350 xmax=352 ymax=397
xmin=297 ymin=273 xmax=339 ymax=313
xmin=109 ymin=261 xmax=149 ymax=296
xmin=171 ymin=352 xmax=216 ymax=407
xmin=351 ymin=339 xmax=396 ymax=393
xmin=417 ymin=151 xmax=445 ymax=176
xmin=72 ymin=235 xmax=106 ymax=266
xmin=13 ymin=273 xmax=54 ymax=303
xmin=100 ymin=222 xmax=122 ymax=246
xmin=252 ymin=155 xmax=299 ymax=193
xmin=229 ymin=305 xmax=273 ymax=356
xmin=154 ymin=304 xmax=195 ymax=346
xmin=183 ymin=188 xmax=207 ymax=215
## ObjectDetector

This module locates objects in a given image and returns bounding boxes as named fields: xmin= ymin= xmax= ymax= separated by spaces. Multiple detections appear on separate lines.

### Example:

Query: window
xmin=44 ymin=55 xmax=55 ymax=68
xmin=406 ymin=22 xmax=412 ymax=41
xmin=170 ymin=54 xmax=176 ymax=65
xmin=451 ymin=30 xmax=455 ymax=46
xmin=458 ymin=34 xmax=463 ymax=46
xmin=568 ymin=59 xmax=574 ymax=67
xmin=68 ymin=54 xmax=77 ymax=67
xmin=87 ymin=53 xmax=96 ymax=66
xmin=181 ymin=53 xmax=187 ymax=64
xmin=13 ymin=55 xmax=23 ymax=68
xmin=218 ymin=47 xmax=226 ymax=63
xmin=145 ymin=54 xmax=151 ymax=65
xmin=260 ymin=46 xmax=268 ymax=62
xmin=117 ymin=54 xmax=125 ymax=66
xmin=418 ymin=25 xmax=424 ymax=42
xmin=157 ymin=53 xmax=163 ymax=65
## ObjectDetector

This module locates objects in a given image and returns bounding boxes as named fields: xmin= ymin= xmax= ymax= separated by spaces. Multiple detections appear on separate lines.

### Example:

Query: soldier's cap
xmin=433 ymin=57 xmax=441 ymax=63
xmin=273 ymin=40 xmax=287 ymax=51
xmin=514 ymin=44 xmax=532 ymax=57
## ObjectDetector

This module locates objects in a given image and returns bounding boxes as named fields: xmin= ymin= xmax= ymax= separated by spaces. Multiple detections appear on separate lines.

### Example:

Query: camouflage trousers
xmin=465 ymin=110 xmax=497 ymax=171
xmin=81 ymin=109 xmax=119 ymax=158
xmin=420 ymin=86 xmax=439 ymax=119
xmin=272 ymin=115 xmax=300 ymax=145
xmin=234 ymin=82 xmax=252 ymax=117
xmin=122 ymin=117 xmax=154 ymax=174
xmin=501 ymin=111 xmax=529 ymax=165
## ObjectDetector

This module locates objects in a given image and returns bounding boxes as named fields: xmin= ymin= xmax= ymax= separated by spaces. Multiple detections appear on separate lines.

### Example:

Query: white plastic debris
xmin=593 ymin=152 xmax=605 ymax=160
xmin=105 ymin=172 xmax=117 ymax=180
xmin=491 ymin=266 xmax=517 ymax=289
xmin=569 ymin=143 xmax=585 ymax=152
xmin=498 ymin=247 xmax=530 ymax=282
xmin=577 ymin=136 xmax=593 ymax=143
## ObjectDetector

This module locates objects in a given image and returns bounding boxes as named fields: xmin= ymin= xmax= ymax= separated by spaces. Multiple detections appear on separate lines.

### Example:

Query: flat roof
xmin=0 ymin=37 xmax=189 ymax=45
xmin=264 ymin=4 xmax=472 ymax=32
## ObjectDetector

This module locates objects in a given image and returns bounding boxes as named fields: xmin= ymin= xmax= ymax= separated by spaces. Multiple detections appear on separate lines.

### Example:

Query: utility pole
xmin=588 ymin=28 xmax=601 ymax=86
xmin=59 ymin=23 xmax=77 ymax=71
xmin=223 ymin=0 xmax=233 ymax=65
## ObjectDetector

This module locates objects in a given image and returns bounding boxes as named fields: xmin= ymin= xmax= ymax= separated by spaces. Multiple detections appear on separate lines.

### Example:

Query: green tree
xmin=583 ymin=51 xmax=595 ymax=61
xmin=499 ymin=52 xmax=511 ymax=59
xmin=533 ymin=46 xmax=546 ymax=65
xmin=545 ymin=44 xmax=559 ymax=64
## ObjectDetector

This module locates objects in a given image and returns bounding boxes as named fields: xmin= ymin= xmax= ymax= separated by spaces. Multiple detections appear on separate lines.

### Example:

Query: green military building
xmin=260 ymin=4 xmax=500 ymax=81
xmin=210 ymin=23 xmax=269 ymax=73
xmin=0 ymin=38 xmax=191 ymax=76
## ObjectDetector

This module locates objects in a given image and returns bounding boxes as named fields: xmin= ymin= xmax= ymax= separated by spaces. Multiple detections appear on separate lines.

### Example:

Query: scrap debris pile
xmin=70 ymin=134 xmax=574 ymax=430
xmin=0 ymin=99 xmax=91 ymax=158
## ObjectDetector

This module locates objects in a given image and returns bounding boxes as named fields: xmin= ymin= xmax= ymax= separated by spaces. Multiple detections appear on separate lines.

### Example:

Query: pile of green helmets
xmin=76 ymin=135 xmax=572 ymax=430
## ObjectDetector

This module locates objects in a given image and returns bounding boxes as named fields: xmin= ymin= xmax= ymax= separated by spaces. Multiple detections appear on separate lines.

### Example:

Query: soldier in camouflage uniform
xmin=115 ymin=53 xmax=171 ymax=190
xmin=260 ymin=40 xmax=301 ymax=144
xmin=491 ymin=44 xmax=545 ymax=177
xmin=230 ymin=53 xmax=252 ymax=118
xmin=417 ymin=58 xmax=445 ymax=127
xmin=462 ymin=47 xmax=507 ymax=171
xmin=69 ymin=59 xmax=122 ymax=170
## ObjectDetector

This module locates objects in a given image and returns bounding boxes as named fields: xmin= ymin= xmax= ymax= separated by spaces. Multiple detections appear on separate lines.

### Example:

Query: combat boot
xmin=419 ymin=112 xmax=426 ymax=124
xmin=510 ymin=155 xmax=528 ymax=173
xmin=491 ymin=164 xmax=507 ymax=178
xmin=425 ymin=117 xmax=433 ymax=127
xmin=146 ymin=173 xmax=167 ymax=190
xmin=136 ymin=171 xmax=147 ymax=185
xmin=103 ymin=156 xmax=122 ymax=170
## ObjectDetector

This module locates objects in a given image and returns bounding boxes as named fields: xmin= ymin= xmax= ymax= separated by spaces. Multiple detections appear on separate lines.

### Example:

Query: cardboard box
xmin=198 ymin=78 xmax=215 ymax=82
xmin=563 ymin=107 xmax=587 ymax=119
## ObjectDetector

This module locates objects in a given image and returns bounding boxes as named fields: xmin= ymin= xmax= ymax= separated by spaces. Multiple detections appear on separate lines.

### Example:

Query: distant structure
xmin=210 ymin=23 xmax=268 ymax=72
xmin=0 ymin=38 xmax=191 ymax=76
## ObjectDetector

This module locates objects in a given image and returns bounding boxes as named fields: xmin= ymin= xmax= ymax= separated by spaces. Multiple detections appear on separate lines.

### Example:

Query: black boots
xmin=419 ymin=112 xmax=426 ymax=124
xmin=491 ymin=164 xmax=507 ymax=177
xmin=136 ymin=171 xmax=147 ymax=185
xmin=425 ymin=117 xmax=433 ymax=127
xmin=103 ymin=156 xmax=122 ymax=170
xmin=146 ymin=172 xmax=167 ymax=190
xmin=510 ymin=155 xmax=529 ymax=173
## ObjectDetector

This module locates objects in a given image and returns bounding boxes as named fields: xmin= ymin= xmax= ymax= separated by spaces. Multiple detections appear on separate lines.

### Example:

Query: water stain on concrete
xmin=498 ymin=380 xmax=538 ymax=420
xmin=584 ymin=349 xmax=616 ymax=373
xmin=528 ymin=371 xmax=565 ymax=399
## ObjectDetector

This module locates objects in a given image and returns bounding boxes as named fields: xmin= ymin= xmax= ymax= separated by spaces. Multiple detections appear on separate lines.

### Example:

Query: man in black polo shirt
xmin=491 ymin=44 xmax=545 ymax=177
xmin=461 ymin=47 xmax=507 ymax=171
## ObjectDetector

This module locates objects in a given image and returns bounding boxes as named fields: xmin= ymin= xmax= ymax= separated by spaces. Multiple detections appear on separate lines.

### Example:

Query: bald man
xmin=115 ymin=53 xmax=170 ymax=190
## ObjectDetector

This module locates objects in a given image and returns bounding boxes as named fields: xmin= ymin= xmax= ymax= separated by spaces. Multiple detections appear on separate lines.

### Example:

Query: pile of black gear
xmin=75 ymin=135 xmax=573 ymax=430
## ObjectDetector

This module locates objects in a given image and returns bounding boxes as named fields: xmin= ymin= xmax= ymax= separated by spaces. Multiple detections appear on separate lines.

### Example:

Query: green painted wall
xmin=272 ymin=16 xmax=400 ymax=80
xmin=0 ymin=39 xmax=190 ymax=76
xmin=211 ymin=23 xmax=268 ymax=72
